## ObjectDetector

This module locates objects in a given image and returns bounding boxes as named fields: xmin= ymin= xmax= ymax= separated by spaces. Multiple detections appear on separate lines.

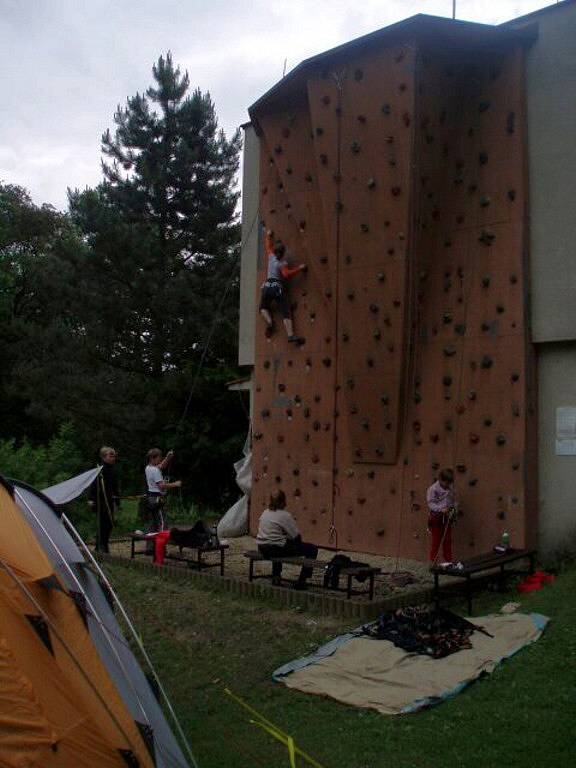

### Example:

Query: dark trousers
xmin=96 ymin=506 xmax=113 ymax=553
xmin=258 ymin=537 xmax=318 ymax=583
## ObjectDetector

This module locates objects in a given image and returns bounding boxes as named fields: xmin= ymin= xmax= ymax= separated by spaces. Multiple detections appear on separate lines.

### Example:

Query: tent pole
xmin=62 ymin=513 xmax=199 ymax=768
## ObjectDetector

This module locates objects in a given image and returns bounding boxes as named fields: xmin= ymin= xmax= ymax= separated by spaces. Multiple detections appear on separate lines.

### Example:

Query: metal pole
xmin=453 ymin=0 xmax=456 ymax=19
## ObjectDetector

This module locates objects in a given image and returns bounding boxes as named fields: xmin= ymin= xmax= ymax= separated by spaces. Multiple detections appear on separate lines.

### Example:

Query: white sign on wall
xmin=556 ymin=407 xmax=576 ymax=455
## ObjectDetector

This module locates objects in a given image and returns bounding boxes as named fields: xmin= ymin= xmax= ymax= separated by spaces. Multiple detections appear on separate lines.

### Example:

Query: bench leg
xmin=249 ymin=558 xmax=254 ymax=582
xmin=220 ymin=549 xmax=225 ymax=577
xmin=131 ymin=539 xmax=135 ymax=559
xmin=434 ymin=572 xmax=440 ymax=609
xmin=347 ymin=574 xmax=352 ymax=600
xmin=529 ymin=553 xmax=536 ymax=574
xmin=197 ymin=549 xmax=202 ymax=570
xmin=369 ymin=574 xmax=375 ymax=601
xmin=467 ymin=575 xmax=472 ymax=615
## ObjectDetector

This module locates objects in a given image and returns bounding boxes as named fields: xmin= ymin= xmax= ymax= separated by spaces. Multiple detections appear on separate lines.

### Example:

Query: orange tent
xmin=0 ymin=476 xmax=195 ymax=768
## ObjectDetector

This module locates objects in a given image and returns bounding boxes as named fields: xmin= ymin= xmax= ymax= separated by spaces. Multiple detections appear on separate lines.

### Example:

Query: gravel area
xmin=107 ymin=533 xmax=437 ymax=602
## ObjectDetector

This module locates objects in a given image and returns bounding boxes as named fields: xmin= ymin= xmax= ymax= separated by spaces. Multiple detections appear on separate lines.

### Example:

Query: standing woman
xmin=88 ymin=446 xmax=120 ymax=553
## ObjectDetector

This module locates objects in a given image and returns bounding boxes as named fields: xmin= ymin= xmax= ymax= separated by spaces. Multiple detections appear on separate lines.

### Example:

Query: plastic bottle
xmin=501 ymin=531 xmax=510 ymax=549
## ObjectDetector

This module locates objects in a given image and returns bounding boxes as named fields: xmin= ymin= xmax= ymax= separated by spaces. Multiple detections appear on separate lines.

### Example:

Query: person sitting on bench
xmin=256 ymin=490 xmax=318 ymax=590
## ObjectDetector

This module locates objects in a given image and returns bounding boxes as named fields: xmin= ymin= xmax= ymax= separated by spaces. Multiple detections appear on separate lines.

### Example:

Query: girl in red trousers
xmin=426 ymin=468 xmax=456 ymax=564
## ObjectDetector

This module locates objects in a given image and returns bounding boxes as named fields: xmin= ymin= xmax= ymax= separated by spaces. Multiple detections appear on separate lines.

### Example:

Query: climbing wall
xmin=250 ymin=35 xmax=535 ymax=560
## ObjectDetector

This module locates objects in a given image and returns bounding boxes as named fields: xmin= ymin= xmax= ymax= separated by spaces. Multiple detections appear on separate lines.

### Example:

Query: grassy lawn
xmin=105 ymin=561 xmax=576 ymax=768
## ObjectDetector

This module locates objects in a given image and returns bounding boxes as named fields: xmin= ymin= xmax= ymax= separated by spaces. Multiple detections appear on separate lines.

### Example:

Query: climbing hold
xmin=402 ymin=112 xmax=411 ymax=126
xmin=496 ymin=304 xmax=505 ymax=314
xmin=443 ymin=375 xmax=452 ymax=387
xmin=469 ymin=478 xmax=478 ymax=487
xmin=361 ymin=419 xmax=369 ymax=431
xmin=468 ymin=390 xmax=477 ymax=401
xmin=385 ymin=135 xmax=394 ymax=144
xmin=261 ymin=409 xmax=270 ymax=419
xmin=274 ymin=144 xmax=283 ymax=154
xmin=478 ymin=100 xmax=491 ymax=113
xmin=373 ymin=329 xmax=381 ymax=340
xmin=346 ymin=378 xmax=355 ymax=390
xmin=354 ymin=69 xmax=364 ymax=81
xmin=481 ymin=355 xmax=493 ymax=369
xmin=512 ymin=403 xmax=521 ymax=417
xmin=367 ymin=177 xmax=377 ymax=189
xmin=377 ymin=272 xmax=386 ymax=282
xmin=263 ymin=360 xmax=270 ymax=370
xmin=253 ymin=431 xmax=263 ymax=441
xmin=443 ymin=345 xmax=457 ymax=358
xmin=335 ymin=201 xmax=343 ymax=213
xmin=315 ymin=126 xmax=324 ymax=136
xmin=303 ymin=407 xmax=311 ymax=418
xmin=380 ymin=395 xmax=389 ymax=405
xmin=480 ymin=196 xmax=491 ymax=208
xmin=313 ymin=421 xmax=321 ymax=432
xmin=456 ymin=404 xmax=466 ymax=415
xmin=366 ymin=357 xmax=374 ymax=368
xmin=391 ymin=186 xmax=401 ymax=197
xmin=506 ymin=112 xmax=515 ymax=134
xmin=484 ymin=417 xmax=493 ymax=427
xmin=508 ymin=189 xmax=516 ymax=202
xmin=511 ymin=372 xmax=520 ymax=382
xmin=360 ymin=223 xmax=370 ymax=233
xmin=456 ymin=464 xmax=467 ymax=473
xmin=286 ymin=409 xmax=293 ymax=420
xmin=481 ymin=276 xmax=491 ymax=288
xmin=277 ymin=435 xmax=284 ymax=443
xmin=357 ymin=114 xmax=367 ymax=123
xmin=351 ymin=141 xmax=361 ymax=154
xmin=305 ymin=173 xmax=313 ymax=183
xmin=510 ymin=274 xmax=518 ymax=284
xmin=382 ymin=103 xmax=391 ymax=115
xmin=414 ymin=392 xmax=422 ymax=404
xmin=479 ymin=231 xmax=495 ymax=246
xmin=286 ymin=167 xmax=293 ymax=175
xmin=478 ymin=151 xmax=488 ymax=165
xmin=294 ymin=395 xmax=302 ymax=405
xmin=443 ymin=312 xmax=453 ymax=324
xmin=299 ymin=220 xmax=306 ymax=231
xmin=481 ymin=322 xmax=491 ymax=332
xmin=430 ymin=434 xmax=439 ymax=443
xmin=369 ymin=303 xmax=379 ymax=313
xmin=342 ymin=332 xmax=349 ymax=342
xmin=321 ymin=95 xmax=331 ymax=105
xmin=322 ymin=357 xmax=332 ymax=367
xmin=347 ymin=290 xmax=355 ymax=300
xmin=445 ymin=420 xmax=453 ymax=432
xmin=261 ymin=186 xmax=268 ymax=195
xmin=319 ymin=153 xmax=328 ymax=165
xmin=314 ymin=394 xmax=321 ymax=403
xmin=496 ymin=434 xmax=507 ymax=446
xmin=350 ymin=405 xmax=358 ymax=415
xmin=469 ymin=434 xmax=480 ymax=445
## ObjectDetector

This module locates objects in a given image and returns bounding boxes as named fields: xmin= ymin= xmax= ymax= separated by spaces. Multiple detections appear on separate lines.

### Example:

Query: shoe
xmin=288 ymin=335 xmax=305 ymax=345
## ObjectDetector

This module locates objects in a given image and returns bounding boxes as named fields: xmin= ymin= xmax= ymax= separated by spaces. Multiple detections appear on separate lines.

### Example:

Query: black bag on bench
xmin=170 ymin=520 xmax=217 ymax=549
xmin=323 ymin=554 xmax=371 ymax=589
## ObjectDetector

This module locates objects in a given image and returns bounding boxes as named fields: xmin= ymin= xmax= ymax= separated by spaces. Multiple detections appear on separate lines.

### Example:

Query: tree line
xmin=0 ymin=53 xmax=247 ymax=510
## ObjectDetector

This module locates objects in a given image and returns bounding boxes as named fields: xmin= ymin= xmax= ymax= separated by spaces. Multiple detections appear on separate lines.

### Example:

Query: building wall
xmin=513 ymin=2 xmax=576 ymax=343
xmin=512 ymin=1 xmax=576 ymax=555
xmin=238 ymin=124 xmax=260 ymax=367
xmin=537 ymin=343 xmax=576 ymax=556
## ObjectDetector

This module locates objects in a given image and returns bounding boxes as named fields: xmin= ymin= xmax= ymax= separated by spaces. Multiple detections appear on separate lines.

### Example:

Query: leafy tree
xmin=8 ymin=55 xmax=246 ymax=508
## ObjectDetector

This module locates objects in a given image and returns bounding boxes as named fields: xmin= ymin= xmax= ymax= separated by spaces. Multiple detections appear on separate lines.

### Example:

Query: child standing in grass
xmin=426 ymin=468 xmax=455 ymax=564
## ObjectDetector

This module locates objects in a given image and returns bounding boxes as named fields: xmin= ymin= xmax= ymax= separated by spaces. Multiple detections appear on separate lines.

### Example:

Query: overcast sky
xmin=0 ymin=0 xmax=557 ymax=209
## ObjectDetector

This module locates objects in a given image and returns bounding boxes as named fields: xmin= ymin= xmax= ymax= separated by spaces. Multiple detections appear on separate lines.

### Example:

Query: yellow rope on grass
xmin=224 ymin=687 xmax=327 ymax=768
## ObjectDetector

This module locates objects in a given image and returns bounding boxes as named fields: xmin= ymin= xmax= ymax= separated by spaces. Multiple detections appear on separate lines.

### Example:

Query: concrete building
xmin=237 ymin=0 xmax=576 ymax=560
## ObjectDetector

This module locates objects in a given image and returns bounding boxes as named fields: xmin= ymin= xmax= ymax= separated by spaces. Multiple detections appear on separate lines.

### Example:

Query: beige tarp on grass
xmin=278 ymin=613 xmax=547 ymax=714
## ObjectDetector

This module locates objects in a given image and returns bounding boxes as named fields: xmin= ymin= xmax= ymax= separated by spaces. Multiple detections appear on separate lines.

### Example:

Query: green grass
xmin=104 ymin=563 xmax=576 ymax=768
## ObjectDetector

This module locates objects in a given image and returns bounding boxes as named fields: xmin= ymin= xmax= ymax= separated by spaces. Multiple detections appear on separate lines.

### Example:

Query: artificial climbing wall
xmin=250 ymin=35 xmax=536 ymax=560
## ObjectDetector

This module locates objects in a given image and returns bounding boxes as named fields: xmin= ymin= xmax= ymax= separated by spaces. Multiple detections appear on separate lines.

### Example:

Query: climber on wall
xmin=259 ymin=226 xmax=307 ymax=344
xmin=426 ymin=468 xmax=457 ymax=565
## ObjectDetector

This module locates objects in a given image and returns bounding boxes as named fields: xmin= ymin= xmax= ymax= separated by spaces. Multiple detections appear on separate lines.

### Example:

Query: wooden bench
xmin=431 ymin=548 xmax=537 ymax=614
xmin=244 ymin=550 xmax=381 ymax=600
xmin=130 ymin=533 xmax=229 ymax=575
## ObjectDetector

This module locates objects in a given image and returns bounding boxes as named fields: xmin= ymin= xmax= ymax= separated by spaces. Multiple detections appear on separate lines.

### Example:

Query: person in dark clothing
xmin=256 ymin=490 xmax=318 ymax=590
xmin=88 ymin=446 xmax=120 ymax=553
